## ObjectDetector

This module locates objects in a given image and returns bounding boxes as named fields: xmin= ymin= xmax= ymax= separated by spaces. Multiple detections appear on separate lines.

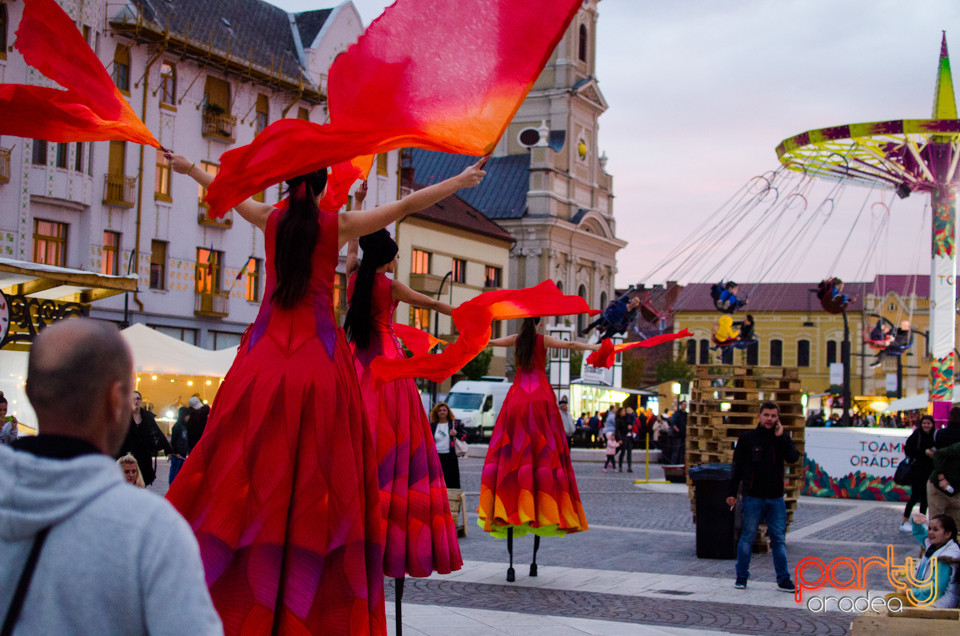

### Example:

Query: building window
xmin=376 ymin=153 xmax=388 ymax=176
xmin=198 ymin=161 xmax=219 ymax=205
xmin=578 ymin=24 xmax=588 ymax=63
xmin=101 ymin=231 xmax=120 ymax=275
xmin=746 ymin=341 xmax=759 ymax=365
xmin=255 ymin=94 xmax=269 ymax=134
xmin=108 ymin=140 xmax=126 ymax=176
xmin=31 ymin=140 xmax=47 ymax=165
xmin=113 ymin=45 xmax=130 ymax=92
xmin=410 ymin=306 xmax=430 ymax=331
xmin=686 ymin=339 xmax=696 ymax=365
xmin=484 ymin=265 xmax=502 ymax=288
xmin=203 ymin=76 xmax=230 ymax=112
xmin=699 ymin=339 xmax=710 ymax=364
xmin=452 ymin=258 xmax=466 ymax=283
xmin=55 ymin=143 xmax=68 ymax=169
xmin=411 ymin=249 xmax=431 ymax=275
xmin=74 ymin=143 xmax=84 ymax=172
xmin=154 ymin=149 xmax=171 ymax=201
xmin=196 ymin=248 xmax=223 ymax=293
xmin=826 ymin=340 xmax=837 ymax=366
xmin=210 ymin=331 xmax=242 ymax=350
xmin=159 ymin=61 xmax=176 ymax=106
xmin=245 ymin=258 xmax=261 ymax=302
xmin=0 ymin=5 xmax=7 ymax=60
xmin=297 ymin=107 xmax=309 ymax=121
xmin=770 ymin=339 xmax=783 ymax=366
xmin=148 ymin=324 xmax=197 ymax=345
xmin=797 ymin=339 xmax=810 ymax=367
xmin=33 ymin=220 xmax=67 ymax=266
xmin=150 ymin=240 xmax=167 ymax=290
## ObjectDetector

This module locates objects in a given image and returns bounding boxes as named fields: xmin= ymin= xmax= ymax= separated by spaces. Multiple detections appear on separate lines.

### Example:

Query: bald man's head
xmin=27 ymin=319 xmax=133 ymax=453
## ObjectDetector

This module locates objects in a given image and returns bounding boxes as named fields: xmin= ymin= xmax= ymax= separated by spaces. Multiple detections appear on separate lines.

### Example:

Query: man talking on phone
xmin=726 ymin=401 xmax=800 ymax=592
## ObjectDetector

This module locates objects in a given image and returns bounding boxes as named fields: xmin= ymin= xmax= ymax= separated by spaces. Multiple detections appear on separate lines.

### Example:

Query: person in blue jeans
xmin=725 ymin=401 xmax=800 ymax=592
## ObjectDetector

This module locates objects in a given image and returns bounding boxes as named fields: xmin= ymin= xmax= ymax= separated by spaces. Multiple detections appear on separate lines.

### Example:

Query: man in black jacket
xmin=725 ymin=402 xmax=800 ymax=592
xmin=117 ymin=391 xmax=172 ymax=486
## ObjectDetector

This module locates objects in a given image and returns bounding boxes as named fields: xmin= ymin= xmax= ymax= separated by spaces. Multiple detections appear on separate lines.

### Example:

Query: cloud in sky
xmin=275 ymin=0 xmax=960 ymax=286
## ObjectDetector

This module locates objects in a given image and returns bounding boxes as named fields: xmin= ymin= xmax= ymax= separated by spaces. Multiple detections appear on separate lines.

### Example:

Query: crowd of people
xmin=569 ymin=401 xmax=686 ymax=468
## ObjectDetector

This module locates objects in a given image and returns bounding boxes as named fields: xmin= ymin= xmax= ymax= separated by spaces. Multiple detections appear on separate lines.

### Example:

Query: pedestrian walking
xmin=603 ymin=432 xmax=620 ymax=472
xmin=901 ymin=414 xmax=935 ymax=531
xmin=0 ymin=319 xmax=221 ymax=635
xmin=928 ymin=407 xmax=960 ymax=529
xmin=665 ymin=401 xmax=687 ymax=464
xmin=559 ymin=397 xmax=575 ymax=444
xmin=430 ymin=402 xmax=464 ymax=489
xmin=168 ymin=406 xmax=191 ymax=485
xmin=617 ymin=407 xmax=634 ymax=473
xmin=117 ymin=391 xmax=172 ymax=487
xmin=726 ymin=401 xmax=800 ymax=592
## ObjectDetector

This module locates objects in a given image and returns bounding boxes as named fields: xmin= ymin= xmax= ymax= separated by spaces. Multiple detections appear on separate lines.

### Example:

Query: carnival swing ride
xmin=629 ymin=36 xmax=960 ymax=419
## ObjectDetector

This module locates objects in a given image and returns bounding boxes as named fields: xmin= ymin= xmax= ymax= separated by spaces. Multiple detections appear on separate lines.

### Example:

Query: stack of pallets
xmin=687 ymin=365 xmax=805 ymax=551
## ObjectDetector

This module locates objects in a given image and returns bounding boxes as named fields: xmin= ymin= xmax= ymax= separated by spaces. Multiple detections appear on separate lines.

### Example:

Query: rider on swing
xmin=580 ymin=294 xmax=644 ymax=341
xmin=711 ymin=281 xmax=748 ymax=313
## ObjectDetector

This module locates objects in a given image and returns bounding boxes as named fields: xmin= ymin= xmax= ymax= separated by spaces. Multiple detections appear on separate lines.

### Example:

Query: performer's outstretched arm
xmin=167 ymin=152 xmax=273 ymax=231
xmin=544 ymin=335 xmax=600 ymax=352
xmin=391 ymin=280 xmax=453 ymax=315
xmin=489 ymin=334 xmax=518 ymax=348
xmin=339 ymin=158 xmax=487 ymax=247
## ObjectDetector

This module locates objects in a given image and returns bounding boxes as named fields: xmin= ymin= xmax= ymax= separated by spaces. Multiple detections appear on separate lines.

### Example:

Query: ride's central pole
xmin=930 ymin=184 xmax=957 ymax=404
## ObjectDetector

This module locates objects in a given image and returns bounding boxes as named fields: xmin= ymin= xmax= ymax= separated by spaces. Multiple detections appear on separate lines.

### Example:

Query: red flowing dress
xmin=167 ymin=209 xmax=385 ymax=635
xmin=348 ymin=272 xmax=462 ymax=578
xmin=478 ymin=335 xmax=588 ymax=538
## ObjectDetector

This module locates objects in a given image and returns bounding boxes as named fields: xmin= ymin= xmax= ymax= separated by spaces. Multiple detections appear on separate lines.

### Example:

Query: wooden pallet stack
xmin=687 ymin=365 xmax=805 ymax=551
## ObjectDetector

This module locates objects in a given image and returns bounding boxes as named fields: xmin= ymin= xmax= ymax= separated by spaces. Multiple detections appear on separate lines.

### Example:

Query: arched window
xmin=159 ymin=61 xmax=176 ymax=106
xmin=770 ymin=339 xmax=783 ymax=366
xmin=699 ymin=339 xmax=709 ymax=364
xmin=577 ymin=284 xmax=588 ymax=333
xmin=113 ymin=45 xmax=130 ymax=92
xmin=0 ymin=4 xmax=8 ymax=60
xmin=599 ymin=291 xmax=608 ymax=312
xmin=746 ymin=341 xmax=758 ymax=365
xmin=797 ymin=339 xmax=810 ymax=367
xmin=554 ymin=280 xmax=564 ymax=324
xmin=578 ymin=24 xmax=587 ymax=63
xmin=686 ymin=339 xmax=696 ymax=365
xmin=826 ymin=341 xmax=837 ymax=366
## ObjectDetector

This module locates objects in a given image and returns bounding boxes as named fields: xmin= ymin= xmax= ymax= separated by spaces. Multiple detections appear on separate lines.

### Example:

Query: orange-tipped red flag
xmin=0 ymin=0 xmax=159 ymax=147
xmin=586 ymin=329 xmax=694 ymax=369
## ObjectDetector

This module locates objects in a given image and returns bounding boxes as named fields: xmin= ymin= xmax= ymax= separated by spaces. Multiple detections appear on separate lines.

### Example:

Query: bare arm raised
xmin=167 ymin=153 xmax=273 ymax=232
xmin=337 ymin=158 xmax=487 ymax=247
xmin=391 ymin=279 xmax=453 ymax=315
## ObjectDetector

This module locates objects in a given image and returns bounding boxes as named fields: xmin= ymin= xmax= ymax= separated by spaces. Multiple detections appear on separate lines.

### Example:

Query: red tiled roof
xmin=407 ymin=191 xmax=515 ymax=244
xmin=671 ymin=275 xmax=928 ymax=312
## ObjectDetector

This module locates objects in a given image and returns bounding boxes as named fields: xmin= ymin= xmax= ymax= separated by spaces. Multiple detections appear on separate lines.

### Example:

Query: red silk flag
xmin=586 ymin=329 xmax=694 ymax=369
xmin=393 ymin=323 xmax=445 ymax=356
xmin=371 ymin=281 xmax=597 ymax=385
xmin=204 ymin=0 xmax=582 ymax=217
xmin=0 ymin=0 xmax=159 ymax=147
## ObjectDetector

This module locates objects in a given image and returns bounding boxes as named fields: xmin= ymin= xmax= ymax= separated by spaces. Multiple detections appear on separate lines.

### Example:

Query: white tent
xmin=121 ymin=323 xmax=236 ymax=376
xmin=883 ymin=387 xmax=960 ymax=412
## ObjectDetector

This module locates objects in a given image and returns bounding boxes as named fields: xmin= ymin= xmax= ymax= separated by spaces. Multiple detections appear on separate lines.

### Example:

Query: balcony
xmin=194 ymin=290 xmax=230 ymax=317
xmin=102 ymin=174 xmax=137 ymax=207
xmin=0 ymin=148 xmax=10 ymax=184
xmin=409 ymin=272 xmax=443 ymax=295
xmin=201 ymin=108 xmax=237 ymax=142
xmin=198 ymin=203 xmax=234 ymax=228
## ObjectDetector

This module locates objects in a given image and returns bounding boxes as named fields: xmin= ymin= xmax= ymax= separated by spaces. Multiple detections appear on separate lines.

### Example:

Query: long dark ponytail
xmin=514 ymin=317 xmax=540 ymax=370
xmin=344 ymin=229 xmax=398 ymax=349
xmin=271 ymin=169 xmax=328 ymax=308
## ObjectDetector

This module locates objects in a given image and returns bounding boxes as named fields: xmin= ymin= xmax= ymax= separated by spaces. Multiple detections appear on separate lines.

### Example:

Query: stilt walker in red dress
xmin=163 ymin=152 xmax=486 ymax=635
xmin=480 ymin=317 xmax=599 ymax=581
xmin=345 ymin=227 xmax=462 ymax=635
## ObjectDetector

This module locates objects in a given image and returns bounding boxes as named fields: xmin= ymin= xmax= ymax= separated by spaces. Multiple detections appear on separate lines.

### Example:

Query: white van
xmin=446 ymin=378 xmax=511 ymax=441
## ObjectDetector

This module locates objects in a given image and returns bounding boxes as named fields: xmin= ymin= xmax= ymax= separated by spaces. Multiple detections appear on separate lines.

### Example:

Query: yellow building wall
xmin=674 ymin=290 xmax=941 ymax=400
xmin=395 ymin=216 xmax=512 ymax=385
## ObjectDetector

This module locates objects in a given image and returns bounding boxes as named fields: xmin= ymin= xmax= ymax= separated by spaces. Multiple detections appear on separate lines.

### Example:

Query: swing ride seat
xmin=711 ymin=335 xmax=738 ymax=349
xmin=885 ymin=336 xmax=914 ymax=356
xmin=731 ymin=338 xmax=758 ymax=350
xmin=863 ymin=331 xmax=892 ymax=352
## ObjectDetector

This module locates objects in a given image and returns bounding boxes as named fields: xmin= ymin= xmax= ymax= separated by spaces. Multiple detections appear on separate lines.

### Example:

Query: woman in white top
xmin=430 ymin=402 xmax=463 ymax=489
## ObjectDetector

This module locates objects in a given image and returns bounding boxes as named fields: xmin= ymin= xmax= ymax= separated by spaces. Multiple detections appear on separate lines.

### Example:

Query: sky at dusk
xmin=276 ymin=0 xmax=960 ymax=287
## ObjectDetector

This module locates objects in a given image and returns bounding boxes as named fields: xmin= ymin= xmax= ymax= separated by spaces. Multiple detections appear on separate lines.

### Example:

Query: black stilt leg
xmin=395 ymin=576 xmax=404 ymax=636
xmin=506 ymin=528 xmax=516 ymax=582
xmin=530 ymin=535 xmax=540 ymax=577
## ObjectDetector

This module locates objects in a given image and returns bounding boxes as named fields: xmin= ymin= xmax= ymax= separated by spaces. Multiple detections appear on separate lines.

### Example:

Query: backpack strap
xmin=2 ymin=527 xmax=52 ymax=636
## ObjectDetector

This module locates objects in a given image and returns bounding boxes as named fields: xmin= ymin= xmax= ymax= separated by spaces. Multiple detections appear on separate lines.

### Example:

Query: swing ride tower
xmin=776 ymin=34 xmax=960 ymax=406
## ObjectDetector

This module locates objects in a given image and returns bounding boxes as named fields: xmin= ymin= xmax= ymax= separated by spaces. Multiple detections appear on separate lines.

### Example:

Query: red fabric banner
xmin=371 ymin=281 xmax=597 ymax=385
xmin=0 ymin=0 xmax=159 ymax=147
xmin=586 ymin=329 xmax=694 ymax=369
xmin=204 ymin=0 xmax=582 ymax=217
xmin=392 ymin=323 xmax=445 ymax=356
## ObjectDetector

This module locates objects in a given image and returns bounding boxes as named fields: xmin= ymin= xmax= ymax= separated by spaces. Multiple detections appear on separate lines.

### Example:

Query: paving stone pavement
xmin=151 ymin=453 xmax=925 ymax=634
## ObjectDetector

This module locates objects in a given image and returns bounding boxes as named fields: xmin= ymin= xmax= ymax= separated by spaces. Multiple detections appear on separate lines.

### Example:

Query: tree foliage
xmin=656 ymin=353 xmax=694 ymax=383
xmin=461 ymin=347 xmax=494 ymax=380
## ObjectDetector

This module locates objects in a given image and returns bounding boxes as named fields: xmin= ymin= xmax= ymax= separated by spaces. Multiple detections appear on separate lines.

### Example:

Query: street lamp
xmin=430 ymin=270 xmax=453 ymax=405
